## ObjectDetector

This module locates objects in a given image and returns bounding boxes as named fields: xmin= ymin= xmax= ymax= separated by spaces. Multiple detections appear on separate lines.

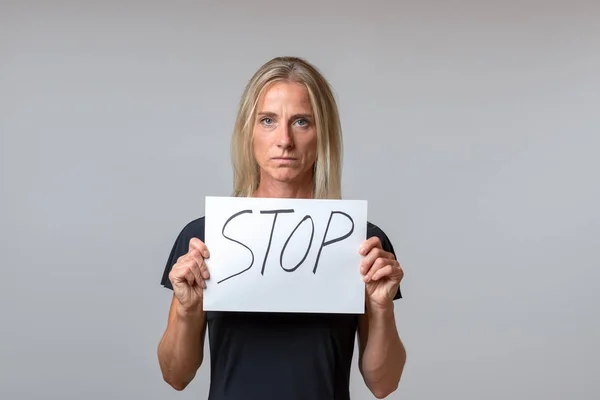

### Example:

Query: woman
xmin=158 ymin=56 xmax=406 ymax=400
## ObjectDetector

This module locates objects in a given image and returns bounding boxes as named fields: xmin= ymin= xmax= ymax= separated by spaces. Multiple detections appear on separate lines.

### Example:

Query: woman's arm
xmin=357 ymin=235 xmax=406 ymax=398
xmin=157 ymin=297 xmax=207 ymax=390
xmin=158 ymin=238 xmax=210 ymax=390
xmin=358 ymin=302 xmax=406 ymax=398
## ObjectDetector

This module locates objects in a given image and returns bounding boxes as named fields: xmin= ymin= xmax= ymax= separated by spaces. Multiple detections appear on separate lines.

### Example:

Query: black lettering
xmin=218 ymin=209 xmax=254 ymax=284
xmin=280 ymin=215 xmax=315 ymax=272
xmin=313 ymin=211 xmax=354 ymax=274
xmin=260 ymin=209 xmax=295 ymax=275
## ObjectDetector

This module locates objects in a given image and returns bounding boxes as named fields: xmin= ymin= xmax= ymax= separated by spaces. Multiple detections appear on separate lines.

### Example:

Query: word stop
xmin=217 ymin=209 xmax=355 ymax=284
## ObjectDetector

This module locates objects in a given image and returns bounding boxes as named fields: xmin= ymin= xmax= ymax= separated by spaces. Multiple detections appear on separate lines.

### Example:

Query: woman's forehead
xmin=258 ymin=81 xmax=312 ymax=110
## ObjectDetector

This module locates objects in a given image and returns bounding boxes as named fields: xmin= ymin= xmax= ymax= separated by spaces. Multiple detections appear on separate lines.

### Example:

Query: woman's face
xmin=253 ymin=81 xmax=317 ymax=188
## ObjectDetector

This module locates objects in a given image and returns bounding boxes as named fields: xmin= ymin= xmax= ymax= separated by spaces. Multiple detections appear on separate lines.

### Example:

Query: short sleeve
xmin=160 ymin=217 xmax=206 ymax=290
xmin=367 ymin=222 xmax=402 ymax=300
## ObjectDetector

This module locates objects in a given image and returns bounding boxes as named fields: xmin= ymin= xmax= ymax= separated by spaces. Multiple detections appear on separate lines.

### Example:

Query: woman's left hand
xmin=359 ymin=236 xmax=404 ymax=310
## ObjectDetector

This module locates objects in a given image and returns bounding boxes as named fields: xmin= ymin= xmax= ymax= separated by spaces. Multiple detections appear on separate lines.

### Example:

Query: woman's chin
xmin=265 ymin=171 xmax=307 ymax=185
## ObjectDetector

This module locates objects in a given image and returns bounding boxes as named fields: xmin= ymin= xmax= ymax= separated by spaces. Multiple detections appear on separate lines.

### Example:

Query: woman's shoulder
xmin=178 ymin=216 xmax=205 ymax=239
xmin=161 ymin=216 xmax=206 ymax=289
xmin=366 ymin=221 xmax=395 ymax=252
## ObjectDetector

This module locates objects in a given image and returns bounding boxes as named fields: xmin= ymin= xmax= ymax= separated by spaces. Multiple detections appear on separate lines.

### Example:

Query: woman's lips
xmin=272 ymin=157 xmax=297 ymax=164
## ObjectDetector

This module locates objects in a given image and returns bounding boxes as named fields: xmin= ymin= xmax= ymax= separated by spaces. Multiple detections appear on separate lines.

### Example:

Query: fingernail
xmin=359 ymin=247 xmax=366 ymax=255
xmin=203 ymin=250 xmax=209 ymax=258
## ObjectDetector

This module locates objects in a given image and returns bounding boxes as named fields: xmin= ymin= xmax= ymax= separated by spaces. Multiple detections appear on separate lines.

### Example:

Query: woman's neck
xmin=253 ymin=180 xmax=313 ymax=199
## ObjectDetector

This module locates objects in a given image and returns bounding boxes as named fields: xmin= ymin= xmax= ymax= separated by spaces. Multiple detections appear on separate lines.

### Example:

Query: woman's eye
xmin=295 ymin=119 xmax=308 ymax=126
xmin=261 ymin=117 xmax=273 ymax=125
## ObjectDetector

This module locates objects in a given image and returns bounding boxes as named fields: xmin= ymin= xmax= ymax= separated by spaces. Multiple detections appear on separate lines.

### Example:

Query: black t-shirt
xmin=160 ymin=216 xmax=401 ymax=400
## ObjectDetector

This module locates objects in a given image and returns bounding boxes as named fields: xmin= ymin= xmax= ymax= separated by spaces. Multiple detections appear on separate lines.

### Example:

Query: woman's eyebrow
xmin=290 ymin=113 xmax=313 ymax=120
xmin=257 ymin=111 xmax=277 ymax=118
xmin=256 ymin=112 xmax=313 ymax=120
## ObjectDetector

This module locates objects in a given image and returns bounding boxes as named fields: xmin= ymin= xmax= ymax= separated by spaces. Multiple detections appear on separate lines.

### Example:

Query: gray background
xmin=1 ymin=0 xmax=599 ymax=399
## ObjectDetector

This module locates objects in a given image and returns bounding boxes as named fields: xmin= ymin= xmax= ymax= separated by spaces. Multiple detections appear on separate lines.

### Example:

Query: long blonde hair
xmin=231 ymin=56 xmax=343 ymax=199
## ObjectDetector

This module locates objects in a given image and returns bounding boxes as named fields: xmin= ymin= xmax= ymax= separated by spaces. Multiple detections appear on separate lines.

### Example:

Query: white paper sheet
xmin=202 ymin=196 xmax=367 ymax=314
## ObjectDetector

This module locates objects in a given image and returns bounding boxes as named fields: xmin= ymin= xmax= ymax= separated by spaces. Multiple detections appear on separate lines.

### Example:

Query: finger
xmin=358 ymin=236 xmax=382 ymax=256
xmin=364 ymin=257 xmax=390 ymax=282
xmin=189 ymin=237 xmax=210 ymax=259
xmin=360 ymin=248 xmax=392 ymax=275
xmin=188 ymin=249 xmax=209 ymax=281
xmin=200 ymin=261 xmax=210 ymax=280
xmin=185 ymin=251 xmax=205 ymax=285
xmin=172 ymin=259 xmax=197 ymax=284
xmin=371 ymin=264 xmax=394 ymax=281
xmin=191 ymin=261 xmax=206 ymax=288
xmin=194 ymin=269 xmax=206 ymax=289
xmin=184 ymin=268 xmax=196 ymax=286
xmin=193 ymin=283 xmax=204 ymax=297
xmin=170 ymin=261 xmax=186 ymax=283
xmin=188 ymin=249 xmax=203 ymax=266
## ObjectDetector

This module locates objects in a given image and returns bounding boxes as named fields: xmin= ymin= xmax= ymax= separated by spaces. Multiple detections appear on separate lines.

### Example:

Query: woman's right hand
xmin=168 ymin=238 xmax=210 ymax=313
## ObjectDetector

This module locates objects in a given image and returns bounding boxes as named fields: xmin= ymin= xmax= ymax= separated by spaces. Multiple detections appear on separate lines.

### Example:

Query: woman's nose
xmin=277 ymin=124 xmax=293 ymax=148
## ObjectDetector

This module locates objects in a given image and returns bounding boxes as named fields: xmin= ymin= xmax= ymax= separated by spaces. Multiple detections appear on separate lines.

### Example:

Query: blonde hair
xmin=231 ymin=56 xmax=343 ymax=199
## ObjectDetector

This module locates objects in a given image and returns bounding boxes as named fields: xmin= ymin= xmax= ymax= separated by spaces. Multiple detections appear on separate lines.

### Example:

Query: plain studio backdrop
xmin=1 ymin=1 xmax=599 ymax=399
